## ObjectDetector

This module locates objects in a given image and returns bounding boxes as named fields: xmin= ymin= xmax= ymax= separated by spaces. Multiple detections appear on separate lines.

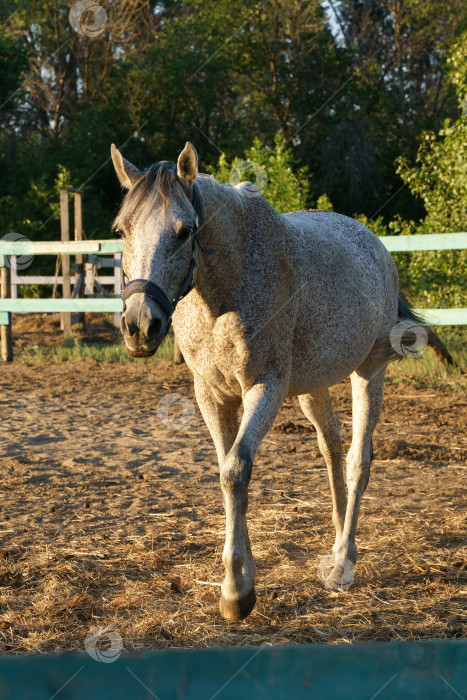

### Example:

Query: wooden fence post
xmin=10 ymin=256 xmax=17 ymax=299
xmin=84 ymin=262 xmax=94 ymax=296
xmin=73 ymin=191 xmax=85 ymax=327
xmin=1 ymin=263 xmax=13 ymax=362
xmin=60 ymin=188 xmax=72 ymax=339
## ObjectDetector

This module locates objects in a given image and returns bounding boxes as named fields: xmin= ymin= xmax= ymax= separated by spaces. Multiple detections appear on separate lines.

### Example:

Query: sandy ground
xmin=0 ymin=316 xmax=465 ymax=653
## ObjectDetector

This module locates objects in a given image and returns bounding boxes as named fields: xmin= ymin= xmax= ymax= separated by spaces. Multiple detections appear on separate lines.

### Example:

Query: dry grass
xmin=0 ymin=359 xmax=465 ymax=654
xmin=0 ymin=481 xmax=465 ymax=653
xmin=1 ymin=314 xmax=466 ymax=651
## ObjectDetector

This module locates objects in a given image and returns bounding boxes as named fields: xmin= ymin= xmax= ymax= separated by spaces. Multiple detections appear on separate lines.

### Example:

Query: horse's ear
xmin=177 ymin=142 xmax=198 ymax=185
xmin=111 ymin=144 xmax=142 ymax=189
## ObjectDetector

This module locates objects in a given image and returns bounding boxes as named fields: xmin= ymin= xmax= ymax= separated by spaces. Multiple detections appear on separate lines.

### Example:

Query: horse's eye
xmin=178 ymin=226 xmax=191 ymax=241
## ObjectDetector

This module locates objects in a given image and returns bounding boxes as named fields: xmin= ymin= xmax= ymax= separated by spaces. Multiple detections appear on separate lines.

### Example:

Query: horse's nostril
xmin=121 ymin=314 xmax=138 ymax=337
xmin=147 ymin=317 xmax=163 ymax=341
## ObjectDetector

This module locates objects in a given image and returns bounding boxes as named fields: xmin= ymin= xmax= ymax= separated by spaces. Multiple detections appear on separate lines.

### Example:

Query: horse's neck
xmin=193 ymin=177 xmax=251 ymax=309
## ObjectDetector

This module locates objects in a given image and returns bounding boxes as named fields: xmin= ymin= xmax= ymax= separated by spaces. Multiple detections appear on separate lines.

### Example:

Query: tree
xmin=0 ymin=0 xmax=464 ymax=251
xmin=321 ymin=0 xmax=465 ymax=217
xmin=390 ymin=33 xmax=467 ymax=308
xmin=210 ymin=134 xmax=310 ymax=213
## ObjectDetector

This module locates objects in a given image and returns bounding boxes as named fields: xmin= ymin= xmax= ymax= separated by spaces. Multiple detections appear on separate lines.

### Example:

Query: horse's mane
xmin=113 ymin=161 xmax=184 ymax=232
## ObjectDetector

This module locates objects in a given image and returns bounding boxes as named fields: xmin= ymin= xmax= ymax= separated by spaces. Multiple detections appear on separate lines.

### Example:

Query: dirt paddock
xmin=0 ymin=330 xmax=465 ymax=653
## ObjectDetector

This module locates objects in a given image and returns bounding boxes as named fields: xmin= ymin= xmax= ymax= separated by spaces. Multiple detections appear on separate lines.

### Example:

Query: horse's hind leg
xmin=298 ymin=389 xmax=346 ymax=548
xmin=321 ymin=363 xmax=386 ymax=591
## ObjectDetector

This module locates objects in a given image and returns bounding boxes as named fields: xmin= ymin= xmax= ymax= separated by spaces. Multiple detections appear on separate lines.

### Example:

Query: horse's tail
xmin=370 ymin=293 xmax=429 ymax=366
xmin=397 ymin=294 xmax=427 ymax=328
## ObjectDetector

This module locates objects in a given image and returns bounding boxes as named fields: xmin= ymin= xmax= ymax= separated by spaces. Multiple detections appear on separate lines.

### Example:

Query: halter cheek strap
xmin=121 ymin=183 xmax=214 ymax=336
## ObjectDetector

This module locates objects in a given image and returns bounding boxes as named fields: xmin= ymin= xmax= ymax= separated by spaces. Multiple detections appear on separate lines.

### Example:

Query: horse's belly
xmin=288 ymin=355 xmax=360 ymax=395
xmin=288 ymin=297 xmax=386 ymax=394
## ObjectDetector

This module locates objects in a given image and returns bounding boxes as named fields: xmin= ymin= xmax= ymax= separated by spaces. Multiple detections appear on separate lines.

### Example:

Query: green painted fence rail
xmin=413 ymin=308 xmax=467 ymax=326
xmin=379 ymin=231 xmax=467 ymax=252
xmin=0 ymin=232 xmax=466 ymax=256
xmin=0 ymin=239 xmax=123 ymax=256
xmin=0 ymin=298 xmax=122 ymax=313
xmin=0 ymin=640 xmax=464 ymax=700
xmin=0 ymin=233 xmax=466 ymax=328
xmin=0 ymin=300 xmax=465 ymax=325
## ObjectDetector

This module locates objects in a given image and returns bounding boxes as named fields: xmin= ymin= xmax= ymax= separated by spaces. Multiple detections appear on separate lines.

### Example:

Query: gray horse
xmin=111 ymin=142 xmax=419 ymax=621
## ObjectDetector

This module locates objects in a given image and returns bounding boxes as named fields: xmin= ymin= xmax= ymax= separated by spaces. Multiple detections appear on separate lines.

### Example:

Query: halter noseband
xmin=121 ymin=183 xmax=214 ymax=336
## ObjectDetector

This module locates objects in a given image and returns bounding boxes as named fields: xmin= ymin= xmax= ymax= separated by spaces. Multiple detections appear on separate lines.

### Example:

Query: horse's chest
xmin=174 ymin=306 xmax=264 ymax=395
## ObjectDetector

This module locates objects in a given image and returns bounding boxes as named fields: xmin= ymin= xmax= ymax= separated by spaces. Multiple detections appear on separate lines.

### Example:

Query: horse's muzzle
xmin=120 ymin=297 xmax=168 ymax=357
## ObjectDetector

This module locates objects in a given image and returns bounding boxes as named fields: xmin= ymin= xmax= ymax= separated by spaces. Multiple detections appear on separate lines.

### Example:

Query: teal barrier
xmin=412 ymin=308 xmax=467 ymax=325
xmin=0 ymin=232 xmax=466 ymax=255
xmin=0 ymin=640 xmax=464 ymax=700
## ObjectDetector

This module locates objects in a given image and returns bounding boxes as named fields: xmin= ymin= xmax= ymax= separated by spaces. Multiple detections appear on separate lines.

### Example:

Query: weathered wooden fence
xmin=0 ymin=232 xmax=466 ymax=360
xmin=0 ymin=639 xmax=464 ymax=699
xmin=0 ymin=239 xmax=123 ymax=361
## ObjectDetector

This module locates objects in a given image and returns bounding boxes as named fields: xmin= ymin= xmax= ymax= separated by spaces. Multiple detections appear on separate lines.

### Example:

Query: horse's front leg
xmin=193 ymin=375 xmax=258 ymax=593
xmin=193 ymin=373 xmax=241 ymax=463
xmin=218 ymin=377 xmax=285 ymax=621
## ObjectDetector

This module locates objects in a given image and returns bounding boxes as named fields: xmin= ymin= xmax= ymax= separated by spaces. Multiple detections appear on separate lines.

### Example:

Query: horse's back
xmin=284 ymin=209 xmax=397 ymax=296
xmin=284 ymin=210 xmax=393 ymax=270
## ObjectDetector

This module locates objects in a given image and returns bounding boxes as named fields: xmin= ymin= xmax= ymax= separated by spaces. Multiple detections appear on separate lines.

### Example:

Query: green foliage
xmin=391 ymin=33 xmax=467 ymax=308
xmin=210 ymin=135 xmax=309 ymax=213
xmin=1 ymin=0 xmax=464 ymax=246
xmin=322 ymin=0 xmax=465 ymax=217
xmin=55 ymin=166 xmax=73 ymax=192
xmin=353 ymin=213 xmax=390 ymax=238
xmin=315 ymin=194 xmax=334 ymax=212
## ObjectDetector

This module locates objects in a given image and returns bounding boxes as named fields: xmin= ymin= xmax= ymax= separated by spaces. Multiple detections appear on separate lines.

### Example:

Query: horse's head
xmin=111 ymin=142 xmax=199 ymax=357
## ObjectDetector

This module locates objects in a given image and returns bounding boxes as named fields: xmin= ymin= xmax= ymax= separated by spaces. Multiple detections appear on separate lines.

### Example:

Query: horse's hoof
xmin=219 ymin=587 xmax=256 ymax=621
xmin=317 ymin=554 xmax=355 ymax=591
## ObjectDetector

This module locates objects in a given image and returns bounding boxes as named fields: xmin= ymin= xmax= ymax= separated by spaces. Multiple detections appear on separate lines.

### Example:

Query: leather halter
xmin=121 ymin=183 xmax=214 ymax=336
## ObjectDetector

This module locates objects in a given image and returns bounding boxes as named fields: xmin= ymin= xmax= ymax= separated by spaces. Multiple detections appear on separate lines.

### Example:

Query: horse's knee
xmin=220 ymin=445 xmax=252 ymax=500
xmin=347 ymin=463 xmax=371 ymax=492
xmin=346 ymin=445 xmax=372 ymax=491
